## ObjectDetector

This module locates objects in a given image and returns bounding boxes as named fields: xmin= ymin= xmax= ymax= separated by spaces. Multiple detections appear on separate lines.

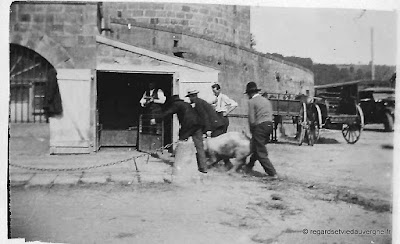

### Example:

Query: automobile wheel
xmin=383 ymin=112 xmax=394 ymax=132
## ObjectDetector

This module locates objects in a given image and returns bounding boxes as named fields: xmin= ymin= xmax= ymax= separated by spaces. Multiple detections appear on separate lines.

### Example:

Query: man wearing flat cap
xmin=244 ymin=82 xmax=278 ymax=179
xmin=186 ymin=89 xmax=225 ymax=138
xmin=157 ymin=95 xmax=208 ymax=173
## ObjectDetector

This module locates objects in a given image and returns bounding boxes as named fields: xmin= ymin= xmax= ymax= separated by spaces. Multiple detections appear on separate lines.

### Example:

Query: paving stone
xmin=109 ymin=172 xmax=137 ymax=184
xmin=79 ymin=173 xmax=108 ymax=184
xmin=9 ymin=173 xmax=34 ymax=185
xmin=138 ymin=171 xmax=170 ymax=184
xmin=53 ymin=174 xmax=81 ymax=185
xmin=9 ymin=180 xmax=28 ymax=187
xmin=27 ymin=174 xmax=58 ymax=186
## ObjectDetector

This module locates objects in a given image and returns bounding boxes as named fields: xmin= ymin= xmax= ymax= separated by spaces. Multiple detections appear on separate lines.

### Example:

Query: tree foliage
xmin=268 ymin=53 xmax=396 ymax=85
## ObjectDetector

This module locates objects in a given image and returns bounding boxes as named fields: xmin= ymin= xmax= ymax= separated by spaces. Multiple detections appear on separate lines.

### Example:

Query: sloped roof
xmin=315 ymin=80 xmax=363 ymax=89
xmin=96 ymin=35 xmax=219 ymax=73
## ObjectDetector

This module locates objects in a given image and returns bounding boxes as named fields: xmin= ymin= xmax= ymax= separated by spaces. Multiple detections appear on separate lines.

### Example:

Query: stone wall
xmin=9 ymin=2 xmax=99 ymax=69
xmin=107 ymin=20 xmax=314 ymax=115
xmin=102 ymin=2 xmax=251 ymax=48
xmin=9 ymin=1 xmax=314 ymax=118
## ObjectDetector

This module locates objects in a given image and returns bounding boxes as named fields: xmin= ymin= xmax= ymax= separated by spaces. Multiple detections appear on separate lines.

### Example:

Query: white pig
xmin=203 ymin=131 xmax=251 ymax=174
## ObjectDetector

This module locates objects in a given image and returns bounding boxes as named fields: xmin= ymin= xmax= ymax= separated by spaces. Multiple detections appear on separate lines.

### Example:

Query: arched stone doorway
xmin=9 ymin=43 xmax=55 ymax=123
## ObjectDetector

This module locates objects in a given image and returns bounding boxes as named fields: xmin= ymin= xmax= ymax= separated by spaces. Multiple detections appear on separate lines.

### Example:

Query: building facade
xmin=9 ymin=2 xmax=314 ymax=153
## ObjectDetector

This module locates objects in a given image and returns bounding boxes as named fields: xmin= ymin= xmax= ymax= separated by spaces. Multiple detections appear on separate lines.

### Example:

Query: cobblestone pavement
xmin=9 ymin=150 xmax=175 ymax=188
xmin=8 ymin=123 xmax=180 ymax=187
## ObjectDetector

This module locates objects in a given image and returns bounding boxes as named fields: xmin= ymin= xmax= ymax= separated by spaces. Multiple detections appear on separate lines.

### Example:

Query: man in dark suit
xmin=158 ymin=95 xmax=208 ymax=173
xmin=185 ymin=90 xmax=225 ymax=138
xmin=186 ymin=90 xmax=232 ymax=170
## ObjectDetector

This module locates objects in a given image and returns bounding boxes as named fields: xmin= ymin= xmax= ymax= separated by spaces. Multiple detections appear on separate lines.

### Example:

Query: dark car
xmin=358 ymin=87 xmax=395 ymax=131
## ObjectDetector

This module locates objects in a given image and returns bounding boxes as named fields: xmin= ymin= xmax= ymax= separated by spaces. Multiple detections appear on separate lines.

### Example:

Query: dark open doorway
xmin=97 ymin=71 xmax=173 ymax=149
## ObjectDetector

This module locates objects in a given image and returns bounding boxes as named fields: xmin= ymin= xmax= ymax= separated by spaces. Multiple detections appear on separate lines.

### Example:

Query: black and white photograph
xmin=2 ymin=0 xmax=398 ymax=243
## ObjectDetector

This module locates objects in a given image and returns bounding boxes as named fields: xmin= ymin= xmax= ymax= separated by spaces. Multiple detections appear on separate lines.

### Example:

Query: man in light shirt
xmin=139 ymin=81 xmax=166 ymax=134
xmin=211 ymin=83 xmax=238 ymax=136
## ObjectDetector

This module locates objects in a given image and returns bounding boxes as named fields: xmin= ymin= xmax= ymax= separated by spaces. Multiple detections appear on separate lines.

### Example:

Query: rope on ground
xmin=9 ymin=141 xmax=178 ymax=172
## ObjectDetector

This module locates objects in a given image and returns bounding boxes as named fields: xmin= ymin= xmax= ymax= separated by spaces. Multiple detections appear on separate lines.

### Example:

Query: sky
xmin=250 ymin=6 xmax=397 ymax=65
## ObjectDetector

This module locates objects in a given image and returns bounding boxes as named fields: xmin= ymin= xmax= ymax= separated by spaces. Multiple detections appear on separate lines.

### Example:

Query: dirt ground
xmin=9 ymin=123 xmax=394 ymax=244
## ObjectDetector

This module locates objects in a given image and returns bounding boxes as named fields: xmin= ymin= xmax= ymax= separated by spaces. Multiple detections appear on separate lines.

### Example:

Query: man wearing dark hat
xmin=158 ymin=95 xmax=208 ymax=173
xmin=186 ymin=89 xmax=225 ymax=138
xmin=244 ymin=82 xmax=278 ymax=179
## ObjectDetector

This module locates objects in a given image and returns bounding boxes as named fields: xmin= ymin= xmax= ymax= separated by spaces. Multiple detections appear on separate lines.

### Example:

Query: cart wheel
xmin=306 ymin=104 xmax=321 ymax=146
xmin=383 ymin=112 xmax=394 ymax=132
xmin=297 ymin=103 xmax=307 ymax=146
xmin=342 ymin=124 xmax=361 ymax=144
xmin=298 ymin=124 xmax=305 ymax=146
xmin=342 ymin=105 xmax=364 ymax=144
xmin=314 ymin=104 xmax=322 ymax=141
xmin=356 ymin=104 xmax=365 ymax=130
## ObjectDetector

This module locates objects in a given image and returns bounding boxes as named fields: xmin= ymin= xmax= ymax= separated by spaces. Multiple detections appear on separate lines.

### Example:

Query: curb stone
xmin=52 ymin=173 xmax=82 ymax=185
xmin=26 ymin=173 xmax=58 ymax=186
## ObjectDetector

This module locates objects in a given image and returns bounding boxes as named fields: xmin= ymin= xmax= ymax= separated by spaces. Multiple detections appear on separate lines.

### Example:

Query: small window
xmin=117 ymin=10 xmax=122 ymax=18
xmin=173 ymin=40 xmax=179 ymax=47
xmin=150 ymin=18 xmax=159 ymax=24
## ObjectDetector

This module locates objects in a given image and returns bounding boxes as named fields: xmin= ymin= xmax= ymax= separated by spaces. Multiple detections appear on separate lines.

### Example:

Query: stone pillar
xmin=172 ymin=138 xmax=205 ymax=184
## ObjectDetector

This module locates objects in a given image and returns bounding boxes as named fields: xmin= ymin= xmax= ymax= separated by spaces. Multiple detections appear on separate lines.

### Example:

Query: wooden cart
xmin=264 ymin=81 xmax=365 ymax=145
xmin=313 ymin=81 xmax=365 ymax=144
xmin=262 ymin=92 xmax=316 ymax=146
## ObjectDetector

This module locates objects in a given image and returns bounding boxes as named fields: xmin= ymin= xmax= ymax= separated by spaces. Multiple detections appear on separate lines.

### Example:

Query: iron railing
xmin=9 ymin=44 xmax=51 ymax=123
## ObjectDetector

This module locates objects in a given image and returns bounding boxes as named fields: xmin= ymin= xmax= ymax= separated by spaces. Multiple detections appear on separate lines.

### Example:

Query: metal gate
xmin=138 ymin=114 xmax=164 ymax=153
xmin=9 ymin=44 xmax=52 ymax=123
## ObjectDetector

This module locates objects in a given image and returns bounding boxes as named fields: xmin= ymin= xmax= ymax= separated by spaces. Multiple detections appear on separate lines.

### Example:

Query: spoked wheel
xmin=297 ymin=102 xmax=307 ymax=146
xmin=342 ymin=124 xmax=361 ymax=144
xmin=314 ymin=104 xmax=323 ymax=141
xmin=383 ymin=112 xmax=394 ymax=132
xmin=342 ymin=105 xmax=364 ymax=144
xmin=307 ymin=104 xmax=322 ymax=146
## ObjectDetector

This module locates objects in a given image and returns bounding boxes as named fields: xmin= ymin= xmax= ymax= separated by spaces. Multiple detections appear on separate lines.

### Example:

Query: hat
xmin=244 ymin=82 xmax=261 ymax=94
xmin=185 ymin=89 xmax=199 ymax=97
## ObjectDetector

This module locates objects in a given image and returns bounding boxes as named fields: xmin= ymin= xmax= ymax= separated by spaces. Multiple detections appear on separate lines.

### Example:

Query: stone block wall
xmin=102 ymin=2 xmax=251 ymax=48
xmin=9 ymin=1 xmax=314 ymax=123
xmin=107 ymin=21 xmax=314 ymax=115
xmin=9 ymin=2 xmax=99 ymax=69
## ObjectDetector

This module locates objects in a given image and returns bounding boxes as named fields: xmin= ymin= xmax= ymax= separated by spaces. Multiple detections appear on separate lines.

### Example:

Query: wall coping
xmin=110 ymin=17 xmax=314 ymax=75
